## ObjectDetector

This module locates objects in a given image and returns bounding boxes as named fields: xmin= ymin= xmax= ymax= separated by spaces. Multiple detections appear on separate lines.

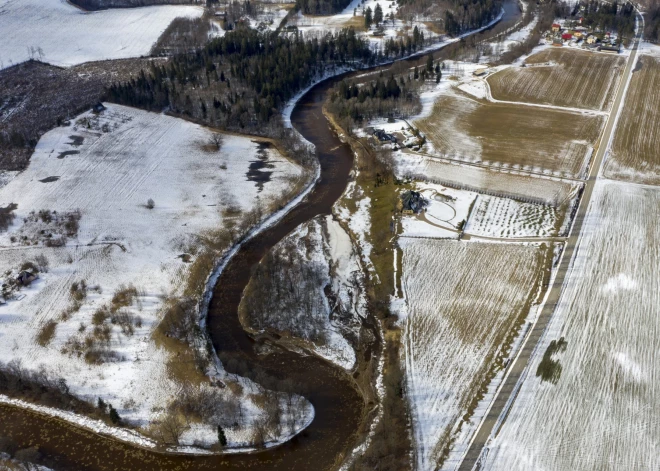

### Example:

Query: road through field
xmin=456 ymin=23 xmax=642 ymax=471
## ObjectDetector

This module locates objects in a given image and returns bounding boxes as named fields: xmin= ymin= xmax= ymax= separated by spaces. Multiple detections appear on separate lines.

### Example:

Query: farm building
xmin=473 ymin=68 xmax=489 ymax=77
xmin=372 ymin=128 xmax=396 ymax=143
xmin=16 ymin=270 xmax=37 ymax=287
xmin=552 ymin=38 xmax=563 ymax=47
xmin=587 ymin=35 xmax=597 ymax=44
xmin=562 ymin=33 xmax=573 ymax=40
xmin=92 ymin=102 xmax=106 ymax=113
xmin=601 ymin=44 xmax=620 ymax=53
xmin=573 ymin=31 xmax=583 ymax=39
xmin=400 ymin=190 xmax=427 ymax=214
xmin=552 ymin=23 xmax=561 ymax=32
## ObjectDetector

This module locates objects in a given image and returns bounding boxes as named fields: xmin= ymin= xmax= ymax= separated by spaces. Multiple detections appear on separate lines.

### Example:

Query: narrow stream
xmin=0 ymin=3 xmax=521 ymax=469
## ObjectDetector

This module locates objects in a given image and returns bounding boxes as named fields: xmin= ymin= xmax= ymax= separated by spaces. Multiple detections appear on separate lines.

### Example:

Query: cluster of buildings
xmin=548 ymin=22 xmax=620 ymax=53
xmin=369 ymin=121 xmax=425 ymax=150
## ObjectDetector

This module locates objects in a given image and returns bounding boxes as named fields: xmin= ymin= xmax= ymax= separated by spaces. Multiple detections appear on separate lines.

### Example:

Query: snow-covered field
xmin=481 ymin=179 xmax=660 ymax=471
xmin=240 ymin=215 xmax=367 ymax=371
xmin=0 ymin=0 xmax=202 ymax=69
xmin=0 ymin=104 xmax=311 ymax=448
xmin=400 ymin=239 xmax=542 ymax=471
xmin=398 ymin=183 xmax=561 ymax=239
xmin=396 ymin=151 xmax=580 ymax=207
xmin=465 ymin=194 xmax=560 ymax=238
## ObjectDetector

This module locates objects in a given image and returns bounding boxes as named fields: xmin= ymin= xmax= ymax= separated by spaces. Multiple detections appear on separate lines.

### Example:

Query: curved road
xmin=457 ymin=21 xmax=643 ymax=471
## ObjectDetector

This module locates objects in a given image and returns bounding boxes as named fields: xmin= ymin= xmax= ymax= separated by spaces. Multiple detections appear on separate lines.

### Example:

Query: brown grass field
xmin=487 ymin=48 xmax=625 ymax=111
xmin=605 ymin=55 xmax=660 ymax=184
xmin=415 ymin=93 xmax=604 ymax=177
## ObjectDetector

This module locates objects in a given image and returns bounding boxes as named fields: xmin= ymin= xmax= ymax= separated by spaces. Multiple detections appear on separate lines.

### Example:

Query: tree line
xmin=566 ymin=0 xmax=635 ymax=38
xmin=644 ymin=0 xmax=660 ymax=42
xmin=443 ymin=0 xmax=501 ymax=36
xmin=106 ymin=28 xmax=376 ymax=130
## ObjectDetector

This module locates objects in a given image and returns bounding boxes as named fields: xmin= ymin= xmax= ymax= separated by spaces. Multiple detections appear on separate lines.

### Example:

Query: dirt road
xmin=456 ymin=24 xmax=643 ymax=471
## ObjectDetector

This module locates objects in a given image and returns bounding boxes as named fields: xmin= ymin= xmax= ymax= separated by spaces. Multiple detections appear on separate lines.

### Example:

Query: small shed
xmin=573 ymin=31 xmax=583 ymax=39
xmin=586 ymin=35 xmax=597 ymax=44
xmin=552 ymin=38 xmax=563 ymax=47
xmin=601 ymin=44 xmax=620 ymax=53
xmin=473 ymin=68 xmax=489 ymax=77
xmin=562 ymin=33 xmax=573 ymax=41
xmin=17 ymin=271 xmax=37 ymax=287
xmin=551 ymin=23 xmax=561 ymax=32
xmin=92 ymin=102 xmax=106 ymax=114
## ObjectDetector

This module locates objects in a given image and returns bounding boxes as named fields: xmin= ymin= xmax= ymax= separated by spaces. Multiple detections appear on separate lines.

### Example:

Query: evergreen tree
xmin=426 ymin=54 xmax=433 ymax=73
xmin=97 ymin=397 xmax=106 ymax=412
xmin=108 ymin=405 xmax=121 ymax=425
xmin=217 ymin=426 xmax=228 ymax=447
xmin=364 ymin=6 xmax=373 ymax=29
xmin=374 ymin=3 xmax=383 ymax=26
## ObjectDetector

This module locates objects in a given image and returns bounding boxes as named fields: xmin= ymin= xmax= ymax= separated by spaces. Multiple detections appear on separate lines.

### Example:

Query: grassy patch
xmin=536 ymin=337 xmax=568 ymax=384
xmin=416 ymin=93 xmax=604 ymax=177
xmin=36 ymin=320 xmax=57 ymax=347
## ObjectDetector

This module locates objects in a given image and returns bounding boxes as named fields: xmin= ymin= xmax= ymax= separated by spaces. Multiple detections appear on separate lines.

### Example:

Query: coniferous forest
xmin=106 ymin=26 xmax=432 ymax=131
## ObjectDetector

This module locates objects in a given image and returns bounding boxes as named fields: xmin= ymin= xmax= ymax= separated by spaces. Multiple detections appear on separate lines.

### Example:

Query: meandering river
xmin=0 ymin=3 xmax=521 ymax=468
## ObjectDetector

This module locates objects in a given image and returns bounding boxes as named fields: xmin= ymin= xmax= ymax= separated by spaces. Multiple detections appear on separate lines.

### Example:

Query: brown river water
xmin=0 ymin=3 xmax=520 ymax=468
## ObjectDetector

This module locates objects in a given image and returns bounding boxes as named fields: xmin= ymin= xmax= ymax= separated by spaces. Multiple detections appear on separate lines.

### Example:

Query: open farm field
xmin=465 ymin=194 xmax=561 ymax=238
xmin=396 ymin=152 xmax=581 ymax=207
xmin=482 ymin=179 xmax=660 ymax=471
xmin=0 ymin=0 xmax=202 ymax=70
xmin=0 ymin=104 xmax=309 ymax=447
xmin=488 ymin=48 xmax=625 ymax=111
xmin=415 ymin=93 xmax=604 ymax=178
xmin=605 ymin=55 xmax=660 ymax=185
xmin=401 ymin=239 xmax=545 ymax=471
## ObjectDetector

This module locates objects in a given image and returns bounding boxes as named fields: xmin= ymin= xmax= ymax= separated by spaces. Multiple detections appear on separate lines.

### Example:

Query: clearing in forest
xmin=481 ymin=179 xmax=660 ymax=471
xmin=415 ymin=93 xmax=604 ymax=178
xmin=401 ymin=239 xmax=545 ymax=471
xmin=487 ymin=48 xmax=625 ymax=111
xmin=605 ymin=54 xmax=660 ymax=184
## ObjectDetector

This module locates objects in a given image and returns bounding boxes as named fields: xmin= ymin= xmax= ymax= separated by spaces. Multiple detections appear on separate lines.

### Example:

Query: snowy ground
xmin=396 ymin=182 xmax=561 ymax=239
xmin=241 ymin=215 xmax=367 ymax=371
xmin=0 ymin=0 xmax=202 ymax=69
xmin=465 ymin=194 xmax=560 ymax=238
xmin=481 ymin=179 xmax=660 ymax=471
xmin=289 ymin=0 xmax=439 ymax=45
xmin=399 ymin=238 xmax=542 ymax=471
xmin=0 ymin=104 xmax=312 ymax=449
xmin=395 ymin=151 xmax=580 ymax=207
